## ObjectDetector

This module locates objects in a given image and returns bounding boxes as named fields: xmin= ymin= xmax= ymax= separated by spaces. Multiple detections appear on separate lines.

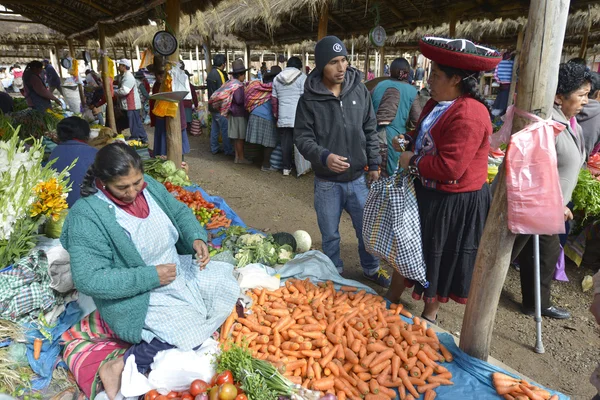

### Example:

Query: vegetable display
xmin=163 ymin=182 xmax=232 ymax=228
xmin=492 ymin=372 xmax=558 ymax=400
xmin=219 ymin=279 xmax=454 ymax=399
xmin=572 ymin=169 xmax=600 ymax=221
xmin=214 ymin=227 xmax=296 ymax=268
xmin=144 ymin=158 xmax=192 ymax=187
xmin=144 ymin=372 xmax=244 ymax=400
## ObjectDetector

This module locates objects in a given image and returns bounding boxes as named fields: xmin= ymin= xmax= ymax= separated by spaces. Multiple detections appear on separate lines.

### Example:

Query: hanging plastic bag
xmin=294 ymin=145 xmax=312 ymax=177
xmin=505 ymin=107 xmax=566 ymax=235
xmin=362 ymin=171 xmax=428 ymax=286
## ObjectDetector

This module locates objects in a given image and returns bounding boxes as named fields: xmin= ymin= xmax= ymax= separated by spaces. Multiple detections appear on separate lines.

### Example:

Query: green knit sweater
xmin=60 ymin=175 xmax=207 ymax=344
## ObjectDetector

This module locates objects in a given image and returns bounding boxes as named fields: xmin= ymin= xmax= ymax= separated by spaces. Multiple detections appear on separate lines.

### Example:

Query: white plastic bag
xmin=236 ymin=264 xmax=280 ymax=291
xmin=120 ymin=339 xmax=220 ymax=397
xmin=294 ymin=145 xmax=311 ymax=177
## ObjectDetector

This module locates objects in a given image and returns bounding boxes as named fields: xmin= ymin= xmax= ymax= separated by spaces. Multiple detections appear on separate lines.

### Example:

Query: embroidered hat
xmin=419 ymin=37 xmax=501 ymax=72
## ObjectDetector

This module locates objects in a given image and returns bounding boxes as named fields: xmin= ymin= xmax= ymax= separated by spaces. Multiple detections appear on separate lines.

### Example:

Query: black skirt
xmin=406 ymin=180 xmax=491 ymax=304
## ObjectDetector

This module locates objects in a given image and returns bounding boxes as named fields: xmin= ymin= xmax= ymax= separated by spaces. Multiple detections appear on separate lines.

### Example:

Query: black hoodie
xmin=294 ymin=67 xmax=380 ymax=182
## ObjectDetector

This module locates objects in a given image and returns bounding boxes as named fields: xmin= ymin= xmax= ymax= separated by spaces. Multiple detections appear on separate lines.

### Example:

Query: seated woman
xmin=22 ymin=61 xmax=61 ymax=112
xmin=48 ymin=117 xmax=98 ymax=207
xmin=386 ymin=37 xmax=501 ymax=324
xmin=60 ymin=143 xmax=239 ymax=399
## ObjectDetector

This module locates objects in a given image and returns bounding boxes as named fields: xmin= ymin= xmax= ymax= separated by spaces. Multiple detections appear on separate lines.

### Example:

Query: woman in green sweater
xmin=60 ymin=143 xmax=239 ymax=399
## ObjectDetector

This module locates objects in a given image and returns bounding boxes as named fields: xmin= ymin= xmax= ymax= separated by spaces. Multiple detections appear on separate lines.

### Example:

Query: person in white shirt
xmin=116 ymin=59 xmax=147 ymax=142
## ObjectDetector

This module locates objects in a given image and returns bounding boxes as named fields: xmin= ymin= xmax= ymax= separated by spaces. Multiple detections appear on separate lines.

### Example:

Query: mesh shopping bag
xmin=362 ymin=171 xmax=428 ymax=286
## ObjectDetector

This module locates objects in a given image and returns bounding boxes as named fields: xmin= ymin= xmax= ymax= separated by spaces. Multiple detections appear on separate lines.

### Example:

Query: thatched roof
xmin=0 ymin=0 xmax=222 ymax=40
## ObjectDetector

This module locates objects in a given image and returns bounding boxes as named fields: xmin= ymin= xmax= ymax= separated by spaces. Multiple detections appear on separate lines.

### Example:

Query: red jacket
xmin=408 ymin=96 xmax=491 ymax=193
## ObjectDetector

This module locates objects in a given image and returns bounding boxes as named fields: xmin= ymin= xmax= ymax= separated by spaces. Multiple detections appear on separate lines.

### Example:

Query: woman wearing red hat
xmin=386 ymin=37 xmax=501 ymax=324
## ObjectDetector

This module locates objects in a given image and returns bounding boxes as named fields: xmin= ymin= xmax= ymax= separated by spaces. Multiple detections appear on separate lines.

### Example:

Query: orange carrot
xmin=519 ymin=385 xmax=544 ymax=400
xmin=340 ymin=286 xmax=358 ymax=291
xmin=370 ymin=359 xmax=391 ymax=375
xmin=238 ymin=318 xmax=271 ymax=335
xmin=378 ymin=386 xmax=397 ymax=399
xmin=438 ymin=343 xmax=453 ymax=362
xmin=369 ymin=378 xmax=380 ymax=394
xmin=418 ymin=383 xmax=440 ymax=394
xmin=369 ymin=348 xmax=395 ymax=368
xmin=356 ymin=380 xmax=370 ymax=396
xmin=424 ymin=389 xmax=436 ymax=400
xmin=367 ymin=342 xmax=389 ymax=353
xmin=361 ymin=352 xmax=378 ymax=369
xmin=365 ymin=394 xmax=392 ymax=400
xmin=220 ymin=312 xmax=237 ymax=341
xmin=391 ymin=355 xmax=401 ymax=380
xmin=399 ymin=368 xmax=419 ymax=398
xmin=312 ymin=377 xmax=335 ymax=391
xmin=320 ymin=344 xmax=339 ymax=368
xmin=33 ymin=338 xmax=42 ymax=360
xmin=344 ymin=347 xmax=359 ymax=365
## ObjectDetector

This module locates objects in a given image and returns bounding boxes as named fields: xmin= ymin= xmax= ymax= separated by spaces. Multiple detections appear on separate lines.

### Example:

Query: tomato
xmin=145 ymin=390 xmax=160 ymax=400
xmin=182 ymin=395 xmax=193 ymax=400
xmin=218 ymin=384 xmax=237 ymax=400
xmin=189 ymin=379 xmax=209 ymax=396
xmin=233 ymin=383 xmax=243 ymax=395
xmin=207 ymin=203 xmax=214 ymax=209
xmin=155 ymin=396 xmax=168 ymax=400
xmin=216 ymin=371 xmax=234 ymax=385
xmin=209 ymin=386 xmax=220 ymax=400
xmin=234 ymin=395 xmax=247 ymax=400
xmin=167 ymin=392 xmax=178 ymax=399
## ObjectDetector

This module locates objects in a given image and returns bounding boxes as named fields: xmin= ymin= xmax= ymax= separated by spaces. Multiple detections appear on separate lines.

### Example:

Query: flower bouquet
xmin=0 ymin=125 xmax=73 ymax=267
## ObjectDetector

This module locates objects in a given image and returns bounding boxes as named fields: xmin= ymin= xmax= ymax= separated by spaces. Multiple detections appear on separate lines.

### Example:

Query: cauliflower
xmin=237 ymin=233 xmax=265 ymax=246
xmin=277 ymin=245 xmax=294 ymax=264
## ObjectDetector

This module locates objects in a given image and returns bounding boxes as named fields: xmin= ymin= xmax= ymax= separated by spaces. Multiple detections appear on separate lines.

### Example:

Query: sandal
xmin=420 ymin=313 xmax=437 ymax=325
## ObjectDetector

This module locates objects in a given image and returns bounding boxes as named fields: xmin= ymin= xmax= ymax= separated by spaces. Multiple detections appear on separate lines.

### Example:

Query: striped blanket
xmin=244 ymin=81 xmax=272 ymax=113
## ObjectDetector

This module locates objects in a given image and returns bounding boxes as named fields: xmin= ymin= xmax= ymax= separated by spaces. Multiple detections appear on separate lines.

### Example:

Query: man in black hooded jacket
xmin=294 ymin=36 xmax=390 ymax=288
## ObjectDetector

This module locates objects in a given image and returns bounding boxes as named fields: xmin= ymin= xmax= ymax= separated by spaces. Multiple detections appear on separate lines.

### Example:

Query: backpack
xmin=208 ymin=80 xmax=243 ymax=117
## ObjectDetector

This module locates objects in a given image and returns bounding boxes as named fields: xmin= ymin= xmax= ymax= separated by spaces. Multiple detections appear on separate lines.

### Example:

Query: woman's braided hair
xmin=436 ymin=63 xmax=492 ymax=117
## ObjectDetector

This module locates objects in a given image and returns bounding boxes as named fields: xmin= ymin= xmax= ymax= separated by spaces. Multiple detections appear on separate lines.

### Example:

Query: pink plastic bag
xmin=505 ymin=107 xmax=566 ymax=235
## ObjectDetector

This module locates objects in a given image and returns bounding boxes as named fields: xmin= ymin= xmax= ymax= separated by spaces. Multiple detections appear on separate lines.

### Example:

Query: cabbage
xmin=293 ymin=230 xmax=312 ymax=253
xmin=159 ymin=160 xmax=177 ymax=176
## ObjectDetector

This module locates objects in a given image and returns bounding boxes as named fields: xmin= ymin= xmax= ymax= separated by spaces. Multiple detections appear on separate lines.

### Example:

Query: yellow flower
xmin=30 ymin=178 xmax=68 ymax=220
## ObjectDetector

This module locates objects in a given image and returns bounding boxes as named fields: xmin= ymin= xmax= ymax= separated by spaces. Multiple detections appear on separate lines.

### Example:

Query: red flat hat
xmin=419 ymin=36 xmax=502 ymax=72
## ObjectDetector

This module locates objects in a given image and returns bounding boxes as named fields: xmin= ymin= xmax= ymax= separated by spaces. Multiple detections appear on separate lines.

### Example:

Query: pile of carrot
xmin=219 ymin=279 xmax=456 ymax=400
xmin=206 ymin=214 xmax=231 ymax=229
xmin=492 ymin=372 xmax=559 ymax=400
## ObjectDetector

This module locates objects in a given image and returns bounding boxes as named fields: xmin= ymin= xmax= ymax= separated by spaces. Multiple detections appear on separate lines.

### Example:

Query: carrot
xmin=301 ymin=350 xmax=322 ymax=359
xmin=436 ymin=372 xmax=452 ymax=380
xmin=336 ymin=343 xmax=345 ymax=360
xmin=391 ymin=355 xmax=401 ymax=380
xmin=404 ymin=356 xmax=417 ymax=370
xmin=399 ymin=368 xmax=419 ymax=398
xmin=327 ymin=361 xmax=340 ymax=377
xmin=369 ymin=348 xmax=395 ymax=368
xmin=220 ymin=312 xmax=237 ymax=341
xmin=326 ymin=332 xmax=341 ymax=344
xmin=351 ymin=339 xmax=362 ymax=353
xmin=340 ymin=286 xmax=358 ymax=292
xmin=438 ymin=343 xmax=453 ymax=362
xmin=298 ymin=342 xmax=313 ymax=350
xmin=424 ymin=389 xmax=436 ymax=400
xmin=303 ymin=324 xmax=324 ymax=332
xmin=301 ymin=331 xmax=326 ymax=340
xmin=361 ymin=352 xmax=378 ymax=369
xmin=320 ymin=344 xmax=339 ymax=368
xmin=238 ymin=318 xmax=271 ymax=335
xmin=369 ymin=378 xmax=380 ymax=394
xmin=268 ymin=308 xmax=290 ymax=317
xmin=418 ymin=383 xmax=440 ymax=394
xmin=401 ymin=329 xmax=416 ymax=345
xmin=407 ymin=344 xmax=420 ymax=358
xmin=519 ymin=385 xmax=544 ymax=400
xmin=503 ymin=395 xmax=515 ymax=400
xmin=549 ymin=396 xmax=559 ymax=400
xmin=409 ymin=367 xmax=421 ymax=378
xmin=427 ymin=377 xmax=453 ymax=386
xmin=288 ymin=376 xmax=302 ymax=385
xmin=372 ymin=327 xmax=390 ymax=340
xmin=495 ymin=384 xmax=521 ymax=395
xmin=33 ymin=338 xmax=42 ymax=360
xmin=344 ymin=348 xmax=359 ymax=365
xmin=378 ymin=386 xmax=397 ymax=399
xmin=313 ymin=362 xmax=322 ymax=380
xmin=383 ymin=335 xmax=396 ymax=347
xmin=367 ymin=342 xmax=389 ymax=353
xmin=416 ymin=350 xmax=435 ymax=369
xmin=307 ymin=357 xmax=315 ymax=379
xmin=370 ymin=359 xmax=391 ymax=375
xmin=337 ymin=392 xmax=346 ymax=400
xmin=356 ymin=380 xmax=370 ymax=396
xmin=282 ymin=341 xmax=300 ymax=350
xmin=286 ymin=359 xmax=307 ymax=372
xmin=365 ymin=394 xmax=392 ymax=400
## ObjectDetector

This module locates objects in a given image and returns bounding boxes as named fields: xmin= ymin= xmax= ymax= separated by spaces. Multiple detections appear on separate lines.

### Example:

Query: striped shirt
xmin=494 ymin=60 xmax=513 ymax=85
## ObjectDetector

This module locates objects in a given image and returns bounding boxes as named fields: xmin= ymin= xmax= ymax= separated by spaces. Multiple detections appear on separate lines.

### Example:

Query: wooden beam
xmin=378 ymin=46 xmax=385 ymax=77
xmin=203 ymin=36 xmax=212 ymax=73
xmin=449 ymin=13 xmax=457 ymax=38
xmin=68 ymin=39 xmax=86 ymax=109
xmin=98 ymin=24 xmax=116 ymax=132
xmin=328 ymin=14 xmax=345 ymax=32
xmin=165 ymin=0 xmax=182 ymax=165
xmin=579 ymin=6 xmax=592 ymax=59
xmin=0 ymin=18 xmax=38 ymax=23
xmin=459 ymin=0 xmax=570 ymax=360
xmin=75 ymin=0 xmax=114 ymax=16
xmin=382 ymin=0 xmax=406 ymax=22
xmin=55 ymin=44 xmax=64 ymax=79
xmin=507 ymin=25 xmax=524 ymax=108
xmin=318 ymin=2 xmax=328 ymax=41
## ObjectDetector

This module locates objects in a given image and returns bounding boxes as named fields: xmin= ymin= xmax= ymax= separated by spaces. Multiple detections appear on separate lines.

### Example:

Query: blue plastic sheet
xmin=24 ymin=302 xmax=83 ymax=390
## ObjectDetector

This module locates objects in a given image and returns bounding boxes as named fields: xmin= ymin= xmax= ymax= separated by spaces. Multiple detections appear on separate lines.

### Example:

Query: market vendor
xmin=60 ymin=143 xmax=239 ymax=399
xmin=48 ymin=116 xmax=98 ymax=207
xmin=385 ymin=37 xmax=501 ymax=324
xmin=22 ymin=61 xmax=61 ymax=112
xmin=510 ymin=62 xmax=589 ymax=320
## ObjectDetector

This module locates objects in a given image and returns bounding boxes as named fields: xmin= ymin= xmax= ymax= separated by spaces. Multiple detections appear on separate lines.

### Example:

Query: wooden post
xmin=449 ymin=13 xmax=457 ymax=38
xmin=286 ymin=46 xmax=291 ymax=60
xmin=54 ymin=44 xmax=64 ymax=79
xmin=306 ymin=52 xmax=309 ymax=69
xmin=351 ymin=37 xmax=355 ymax=65
xmin=579 ymin=6 xmax=592 ymax=60
xmin=98 ymin=24 xmax=116 ymax=132
xmin=459 ymin=0 xmax=571 ymax=360
xmin=136 ymin=45 xmax=141 ymax=61
xmin=68 ymin=39 xmax=86 ymax=109
xmin=195 ymin=45 xmax=201 ymax=85
xmin=226 ymin=48 xmax=231 ymax=70
xmin=507 ymin=25 xmax=524 ymax=108
xmin=165 ymin=0 xmax=182 ymax=165
xmin=364 ymin=46 xmax=370 ymax=80
xmin=244 ymin=44 xmax=251 ymax=81
xmin=318 ymin=2 xmax=328 ymax=41
xmin=203 ymin=36 xmax=212 ymax=74
xmin=378 ymin=46 xmax=385 ymax=77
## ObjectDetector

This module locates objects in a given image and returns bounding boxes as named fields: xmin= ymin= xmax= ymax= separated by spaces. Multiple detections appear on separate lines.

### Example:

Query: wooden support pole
xmin=286 ymin=46 xmax=292 ymax=60
xmin=203 ymin=36 xmax=212 ymax=74
xmin=136 ymin=45 xmax=141 ymax=61
xmin=245 ymin=44 xmax=251 ymax=81
xmin=54 ymin=44 xmax=64 ymax=79
xmin=306 ymin=52 xmax=309 ymax=70
xmin=68 ymin=39 xmax=86 ymax=109
xmin=449 ymin=13 xmax=457 ymax=38
xmin=195 ymin=45 xmax=201 ymax=85
xmin=226 ymin=48 xmax=231 ymax=70
xmin=459 ymin=0 xmax=571 ymax=360
xmin=318 ymin=3 xmax=328 ymax=41
xmin=165 ymin=0 xmax=182 ymax=165
xmin=378 ymin=46 xmax=385 ymax=77
xmin=98 ymin=24 xmax=116 ymax=132
xmin=351 ymin=37 xmax=355 ymax=65
xmin=507 ymin=25 xmax=524 ymax=108
xmin=364 ymin=46 xmax=370 ymax=80
xmin=579 ymin=6 xmax=592 ymax=60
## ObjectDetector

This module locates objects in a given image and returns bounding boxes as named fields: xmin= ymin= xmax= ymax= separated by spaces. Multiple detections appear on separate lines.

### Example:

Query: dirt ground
xmin=169 ymin=131 xmax=598 ymax=400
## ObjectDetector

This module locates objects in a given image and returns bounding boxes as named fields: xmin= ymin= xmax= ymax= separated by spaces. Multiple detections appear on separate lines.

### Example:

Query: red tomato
xmin=189 ymin=379 xmax=209 ymax=396
xmin=233 ymin=383 xmax=243 ymax=395
xmin=167 ymin=392 xmax=178 ymax=399
xmin=215 ymin=371 xmax=234 ymax=385
xmin=155 ymin=396 xmax=168 ymax=400
xmin=234 ymin=395 xmax=247 ymax=400
xmin=182 ymin=395 xmax=193 ymax=400
xmin=145 ymin=390 xmax=160 ymax=400
xmin=209 ymin=386 xmax=220 ymax=400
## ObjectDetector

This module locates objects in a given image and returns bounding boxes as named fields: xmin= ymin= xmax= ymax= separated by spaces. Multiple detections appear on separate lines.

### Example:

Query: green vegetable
xmin=216 ymin=342 xmax=293 ymax=400
xmin=277 ymin=245 xmax=294 ymax=264
xmin=572 ymin=169 xmax=600 ymax=221
xmin=292 ymin=230 xmax=312 ymax=253
xmin=272 ymin=232 xmax=297 ymax=252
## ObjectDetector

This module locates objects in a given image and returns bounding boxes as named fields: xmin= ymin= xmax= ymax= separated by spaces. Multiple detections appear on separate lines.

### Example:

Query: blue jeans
xmin=314 ymin=175 xmax=379 ymax=275
xmin=210 ymin=112 xmax=233 ymax=155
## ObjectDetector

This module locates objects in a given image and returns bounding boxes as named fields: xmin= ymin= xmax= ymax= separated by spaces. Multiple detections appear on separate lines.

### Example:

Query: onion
xmin=195 ymin=394 xmax=209 ymax=400
xmin=320 ymin=395 xmax=337 ymax=400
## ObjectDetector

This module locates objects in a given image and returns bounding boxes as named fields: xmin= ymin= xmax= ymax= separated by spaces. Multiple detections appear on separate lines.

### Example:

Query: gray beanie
xmin=314 ymin=36 xmax=347 ymax=71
